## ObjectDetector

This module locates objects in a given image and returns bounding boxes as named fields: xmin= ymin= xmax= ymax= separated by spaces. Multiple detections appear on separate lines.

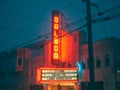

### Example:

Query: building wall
xmin=0 ymin=37 xmax=120 ymax=90
xmin=0 ymin=50 xmax=23 ymax=90
xmin=80 ymin=38 xmax=120 ymax=90
xmin=29 ymin=30 xmax=79 ymax=89
xmin=44 ymin=30 xmax=79 ymax=67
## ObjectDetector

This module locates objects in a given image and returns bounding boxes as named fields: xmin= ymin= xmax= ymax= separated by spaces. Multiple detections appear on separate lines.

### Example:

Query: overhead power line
xmin=1 ymin=4 xmax=120 ymax=53
xmin=3 ymin=32 xmax=51 ymax=52
xmin=92 ymin=13 xmax=120 ymax=22
xmin=2 ymin=12 xmax=120 ymax=58
xmin=82 ymin=0 xmax=98 ymax=7
xmin=0 ymin=8 xmax=50 ymax=22
xmin=2 ymin=11 xmax=120 ymax=53
xmin=65 ymin=0 xmax=83 ymax=12
xmin=67 ymin=5 xmax=120 ymax=29
xmin=75 ymin=13 xmax=120 ymax=30
xmin=97 ymin=5 xmax=120 ymax=16
xmin=0 ymin=8 xmax=52 ymax=36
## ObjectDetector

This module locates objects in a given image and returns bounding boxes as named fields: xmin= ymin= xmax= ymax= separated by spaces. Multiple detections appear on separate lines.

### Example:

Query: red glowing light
xmin=53 ymin=24 xmax=59 ymax=30
xmin=54 ymin=16 xmax=59 ymax=23
xmin=36 ymin=67 xmax=78 ymax=83
xmin=36 ymin=68 xmax=41 ymax=82
xmin=54 ymin=45 xmax=58 ymax=51
xmin=53 ymin=31 xmax=58 ymax=37
xmin=51 ymin=11 xmax=79 ymax=64
xmin=52 ymin=11 xmax=60 ymax=62
xmin=53 ymin=53 xmax=58 ymax=59
xmin=54 ymin=38 xmax=58 ymax=44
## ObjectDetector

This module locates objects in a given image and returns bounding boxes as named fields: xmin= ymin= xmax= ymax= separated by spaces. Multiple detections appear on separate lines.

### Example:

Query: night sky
xmin=0 ymin=0 xmax=120 ymax=52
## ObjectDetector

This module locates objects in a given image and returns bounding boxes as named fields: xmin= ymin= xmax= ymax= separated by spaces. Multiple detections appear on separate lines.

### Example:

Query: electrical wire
xmin=0 ymin=1 xmax=119 ymax=37
xmin=1 ymin=3 xmax=120 ymax=53
xmin=95 ymin=6 xmax=108 ymax=39
xmin=75 ymin=13 xmax=120 ymax=32
xmin=0 ymin=8 xmax=51 ymax=22
xmin=1 ymin=13 xmax=120 ymax=63
xmin=2 ymin=11 xmax=120 ymax=54
xmin=0 ymin=40 xmax=51 ymax=70
xmin=96 ymin=5 xmax=120 ymax=16
xmin=65 ymin=0 xmax=84 ymax=12
xmin=0 ymin=8 xmax=51 ymax=35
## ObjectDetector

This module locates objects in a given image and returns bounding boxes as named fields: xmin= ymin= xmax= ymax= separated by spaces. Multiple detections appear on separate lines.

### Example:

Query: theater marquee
xmin=36 ymin=68 xmax=77 ymax=83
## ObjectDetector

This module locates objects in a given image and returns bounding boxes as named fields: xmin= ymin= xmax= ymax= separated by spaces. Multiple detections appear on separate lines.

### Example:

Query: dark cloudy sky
xmin=0 ymin=0 xmax=120 ymax=52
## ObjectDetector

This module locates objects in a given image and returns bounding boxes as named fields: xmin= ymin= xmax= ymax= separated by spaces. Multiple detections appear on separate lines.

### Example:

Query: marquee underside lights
xmin=36 ymin=68 xmax=77 ymax=83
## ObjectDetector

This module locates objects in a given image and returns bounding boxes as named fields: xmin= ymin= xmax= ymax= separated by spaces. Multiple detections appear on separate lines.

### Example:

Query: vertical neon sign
xmin=51 ymin=11 xmax=60 ymax=64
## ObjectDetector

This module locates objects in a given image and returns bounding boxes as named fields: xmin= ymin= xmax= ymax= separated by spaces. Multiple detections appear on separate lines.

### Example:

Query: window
xmin=18 ymin=58 xmax=22 ymax=66
xmin=104 ymin=54 xmax=110 ymax=67
xmin=96 ymin=56 xmax=101 ymax=68
xmin=95 ymin=81 xmax=104 ymax=90
xmin=116 ymin=81 xmax=120 ymax=89
xmin=82 ymin=62 xmax=86 ymax=70
xmin=87 ymin=58 xmax=89 ymax=69
xmin=74 ymin=34 xmax=77 ymax=43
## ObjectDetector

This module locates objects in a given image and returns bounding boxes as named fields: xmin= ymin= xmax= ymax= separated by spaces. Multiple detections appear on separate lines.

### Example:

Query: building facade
xmin=80 ymin=37 xmax=120 ymax=90
xmin=0 ymin=37 xmax=120 ymax=90
xmin=0 ymin=30 xmax=79 ymax=90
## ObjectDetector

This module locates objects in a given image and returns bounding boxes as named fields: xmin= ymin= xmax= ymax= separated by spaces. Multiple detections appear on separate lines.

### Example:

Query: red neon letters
xmin=53 ymin=16 xmax=59 ymax=60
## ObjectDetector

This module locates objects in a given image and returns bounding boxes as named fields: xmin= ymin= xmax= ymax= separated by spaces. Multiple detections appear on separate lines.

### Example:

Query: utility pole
xmin=86 ymin=0 xmax=95 ymax=90
xmin=82 ymin=0 xmax=95 ymax=90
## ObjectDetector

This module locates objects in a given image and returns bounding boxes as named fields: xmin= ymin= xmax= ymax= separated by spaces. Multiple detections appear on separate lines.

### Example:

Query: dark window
xmin=95 ymin=81 xmax=104 ymax=90
xmin=87 ymin=58 xmax=89 ymax=69
xmin=18 ymin=58 xmax=22 ymax=66
xmin=74 ymin=34 xmax=76 ymax=43
xmin=18 ymin=87 xmax=23 ymax=90
xmin=26 ymin=69 xmax=28 ymax=77
xmin=30 ymin=85 xmax=43 ymax=90
xmin=116 ymin=81 xmax=120 ymax=89
xmin=96 ymin=56 xmax=101 ymax=68
xmin=104 ymin=54 xmax=110 ymax=67
xmin=82 ymin=62 xmax=86 ymax=69
xmin=81 ymin=82 xmax=90 ymax=90
xmin=81 ymin=81 xmax=103 ymax=90
xmin=31 ymin=68 xmax=33 ymax=76
xmin=68 ymin=61 xmax=71 ymax=67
